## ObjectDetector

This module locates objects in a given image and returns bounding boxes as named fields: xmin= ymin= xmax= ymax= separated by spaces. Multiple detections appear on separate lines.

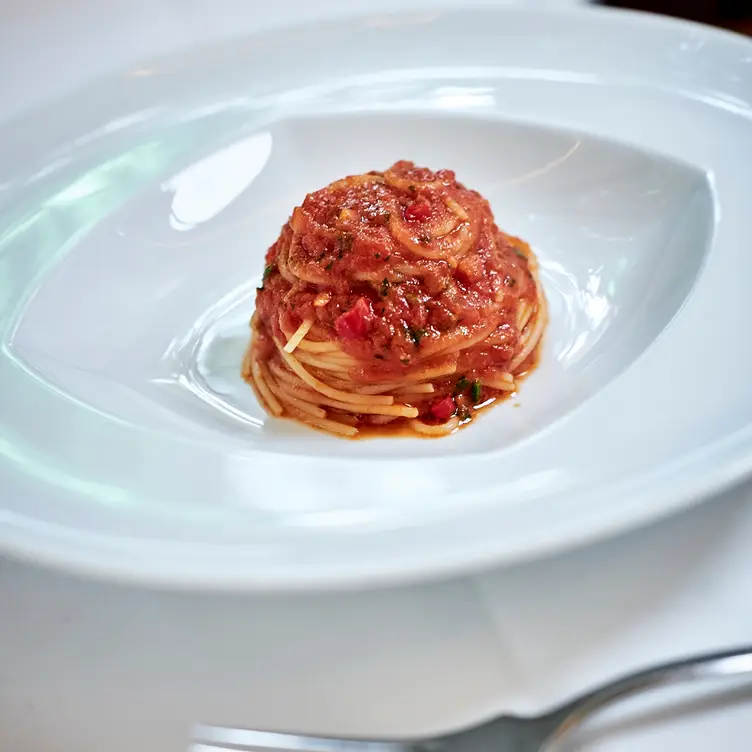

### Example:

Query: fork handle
xmin=192 ymin=646 xmax=752 ymax=752
xmin=191 ymin=726 xmax=412 ymax=752
xmin=543 ymin=645 xmax=752 ymax=746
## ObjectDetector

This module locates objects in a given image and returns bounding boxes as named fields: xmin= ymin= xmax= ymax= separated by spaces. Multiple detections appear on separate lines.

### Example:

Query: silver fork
xmin=192 ymin=646 xmax=752 ymax=752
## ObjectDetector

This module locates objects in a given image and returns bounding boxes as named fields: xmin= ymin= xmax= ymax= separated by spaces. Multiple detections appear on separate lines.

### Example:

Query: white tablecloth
xmin=2 ymin=2 xmax=752 ymax=750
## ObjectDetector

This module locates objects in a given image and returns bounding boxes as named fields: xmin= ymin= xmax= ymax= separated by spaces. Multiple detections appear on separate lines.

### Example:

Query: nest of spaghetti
xmin=243 ymin=160 xmax=547 ymax=438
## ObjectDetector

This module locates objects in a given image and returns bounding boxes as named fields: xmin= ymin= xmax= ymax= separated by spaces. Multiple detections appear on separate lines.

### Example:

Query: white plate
xmin=0 ymin=6 xmax=751 ymax=589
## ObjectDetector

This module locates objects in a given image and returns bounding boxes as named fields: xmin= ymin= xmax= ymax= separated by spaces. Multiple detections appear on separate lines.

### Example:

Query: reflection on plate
xmin=0 ymin=6 xmax=749 ymax=589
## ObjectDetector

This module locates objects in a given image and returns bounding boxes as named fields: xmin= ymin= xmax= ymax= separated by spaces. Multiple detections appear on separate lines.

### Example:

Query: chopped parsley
xmin=454 ymin=376 xmax=470 ymax=394
xmin=380 ymin=278 xmax=390 ymax=297
xmin=325 ymin=260 xmax=334 ymax=271
xmin=375 ymin=253 xmax=381 ymax=259
xmin=418 ymin=234 xmax=431 ymax=245
xmin=514 ymin=249 xmax=527 ymax=259
xmin=504 ymin=275 xmax=516 ymax=287
xmin=407 ymin=327 xmax=426 ymax=346
xmin=374 ymin=354 xmax=385 ymax=360
xmin=457 ymin=406 xmax=472 ymax=422
xmin=408 ymin=184 xmax=417 ymax=193
xmin=384 ymin=255 xmax=391 ymax=261
xmin=400 ymin=356 xmax=410 ymax=365
xmin=471 ymin=379 xmax=482 ymax=403
xmin=258 ymin=264 xmax=276 ymax=290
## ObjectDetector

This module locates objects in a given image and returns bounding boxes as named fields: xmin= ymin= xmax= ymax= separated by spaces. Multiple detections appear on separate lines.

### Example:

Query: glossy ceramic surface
xmin=0 ymin=6 xmax=751 ymax=588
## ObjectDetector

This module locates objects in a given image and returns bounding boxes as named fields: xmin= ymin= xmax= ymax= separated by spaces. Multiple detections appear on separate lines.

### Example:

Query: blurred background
xmin=600 ymin=0 xmax=751 ymax=32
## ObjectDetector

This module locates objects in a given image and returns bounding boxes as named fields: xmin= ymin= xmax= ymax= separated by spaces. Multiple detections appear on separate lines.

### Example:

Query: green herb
xmin=375 ymin=253 xmax=381 ymax=259
xmin=514 ymin=249 xmax=527 ymax=259
xmin=374 ymin=354 xmax=385 ymax=360
xmin=407 ymin=327 xmax=426 ymax=346
xmin=317 ymin=251 xmax=327 ymax=262
xmin=379 ymin=212 xmax=391 ymax=225
xmin=385 ymin=255 xmax=391 ymax=261
xmin=471 ymin=379 xmax=482 ymax=403
xmin=408 ymin=184 xmax=416 ymax=193
xmin=325 ymin=261 xmax=334 ymax=271
xmin=504 ymin=275 xmax=516 ymax=287
xmin=454 ymin=376 xmax=470 ymax=393
xmin=263 ymin=264 xmax=275 ymax=281
xmin=380 ymin=278 xmax=390 ymax=297
xmin=400 ymin=356 xmax=410 ymax=365
xmin=418 ymin=234 xmax=431 ymax=245
xmin=458 ymin=406 xmax=471 ymax=422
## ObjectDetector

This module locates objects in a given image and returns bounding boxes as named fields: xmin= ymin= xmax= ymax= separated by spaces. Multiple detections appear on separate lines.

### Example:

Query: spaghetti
xmin=243 ymin=160 xmax=547 ymax=438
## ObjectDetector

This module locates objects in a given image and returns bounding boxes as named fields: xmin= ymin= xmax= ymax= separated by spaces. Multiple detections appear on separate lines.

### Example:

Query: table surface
xmin=2 ymin=2 xmax=752 ymax=751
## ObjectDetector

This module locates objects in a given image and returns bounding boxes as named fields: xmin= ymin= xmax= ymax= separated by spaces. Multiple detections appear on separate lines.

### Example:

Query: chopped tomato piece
xmin=335 ymin=297 xmax=373 ymax=340
xmin=430 ymin=395 xmax=456 ymax=421
xmin=404 ymin=201 xmax=432 ymax=222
